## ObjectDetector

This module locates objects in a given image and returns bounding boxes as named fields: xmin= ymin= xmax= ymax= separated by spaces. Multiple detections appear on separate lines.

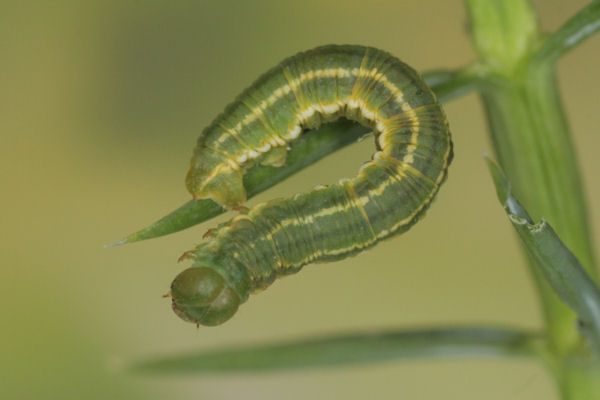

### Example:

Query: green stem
xmin=466 ymin=0 xmax=600 ymax=397
xmin=480 ymin=66 xmax=594 ymax=351
xmin=558 ymin=360 xmax=600 ymax=400
xmin=480 ymin=70 xmax=600 ymax=395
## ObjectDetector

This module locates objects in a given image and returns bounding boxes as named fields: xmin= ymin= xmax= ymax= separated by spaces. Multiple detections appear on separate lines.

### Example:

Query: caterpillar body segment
xmin=172 ymin=45 xmax=453 ymax=326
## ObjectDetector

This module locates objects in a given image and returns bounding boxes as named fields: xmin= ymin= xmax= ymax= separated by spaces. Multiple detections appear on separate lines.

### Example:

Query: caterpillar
xmin=170 ymin=45 xmax=453 ymax=326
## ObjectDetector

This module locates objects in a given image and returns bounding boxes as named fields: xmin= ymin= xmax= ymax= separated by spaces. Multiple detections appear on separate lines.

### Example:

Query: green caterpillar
xmin=170 ymin=45 xmax=453 ymax=326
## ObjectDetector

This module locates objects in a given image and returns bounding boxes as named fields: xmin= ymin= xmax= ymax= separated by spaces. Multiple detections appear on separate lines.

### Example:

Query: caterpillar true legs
xmin=170 ymin=45 xmax=452 ymax=326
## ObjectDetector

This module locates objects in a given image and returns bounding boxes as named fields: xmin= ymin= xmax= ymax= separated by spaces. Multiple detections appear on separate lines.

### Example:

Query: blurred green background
xmin=2 ymin=1 xmax=599 ymax=399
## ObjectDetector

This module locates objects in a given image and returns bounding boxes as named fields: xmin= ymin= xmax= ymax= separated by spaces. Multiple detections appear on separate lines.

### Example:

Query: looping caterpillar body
xmin=170 ymin=45 xmax=453 ymax=326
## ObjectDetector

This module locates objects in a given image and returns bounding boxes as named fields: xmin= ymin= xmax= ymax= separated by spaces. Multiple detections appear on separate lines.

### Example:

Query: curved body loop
xmin=171 ymin=45 xmax=453 ymax=326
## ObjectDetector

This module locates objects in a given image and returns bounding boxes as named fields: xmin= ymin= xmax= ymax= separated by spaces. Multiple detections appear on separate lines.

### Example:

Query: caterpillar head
xmin=170 ymin=267 xmax=241 ymax=326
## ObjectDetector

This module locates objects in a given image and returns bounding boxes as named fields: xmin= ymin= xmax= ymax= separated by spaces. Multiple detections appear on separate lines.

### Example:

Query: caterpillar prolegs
xmin=170 ymin=45 xmax=453 ymax=326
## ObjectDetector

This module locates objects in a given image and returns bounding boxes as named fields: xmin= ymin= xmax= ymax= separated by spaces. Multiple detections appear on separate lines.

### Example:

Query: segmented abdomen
xmin=187 ymin=45 xmax=452 ymax=302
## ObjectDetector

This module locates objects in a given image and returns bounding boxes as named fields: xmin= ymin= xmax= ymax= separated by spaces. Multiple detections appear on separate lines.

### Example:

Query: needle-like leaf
xmin=532 ymin=1 xmax=600 ymax=65
xmin=486 ymin=158 xmax=600 ymax=354
xmin=130 ymin=327 xmax=543 ymax=374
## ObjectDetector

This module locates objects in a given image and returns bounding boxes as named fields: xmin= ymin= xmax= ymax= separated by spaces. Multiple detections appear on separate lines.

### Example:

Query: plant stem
xmin=480 ymin=65 xmax=597 ymax=348
xmin=558 ymin=359 xmax=600 ymax=400
xmin=480 ymin=59 xmax=600 ymax=398
xmin=465 ymin=0 xmax=599 ymax=397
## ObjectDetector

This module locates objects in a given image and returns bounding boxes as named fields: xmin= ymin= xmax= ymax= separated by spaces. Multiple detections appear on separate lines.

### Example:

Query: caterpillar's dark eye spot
xmin=170 ymin=267 xmax=241 ymax=326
